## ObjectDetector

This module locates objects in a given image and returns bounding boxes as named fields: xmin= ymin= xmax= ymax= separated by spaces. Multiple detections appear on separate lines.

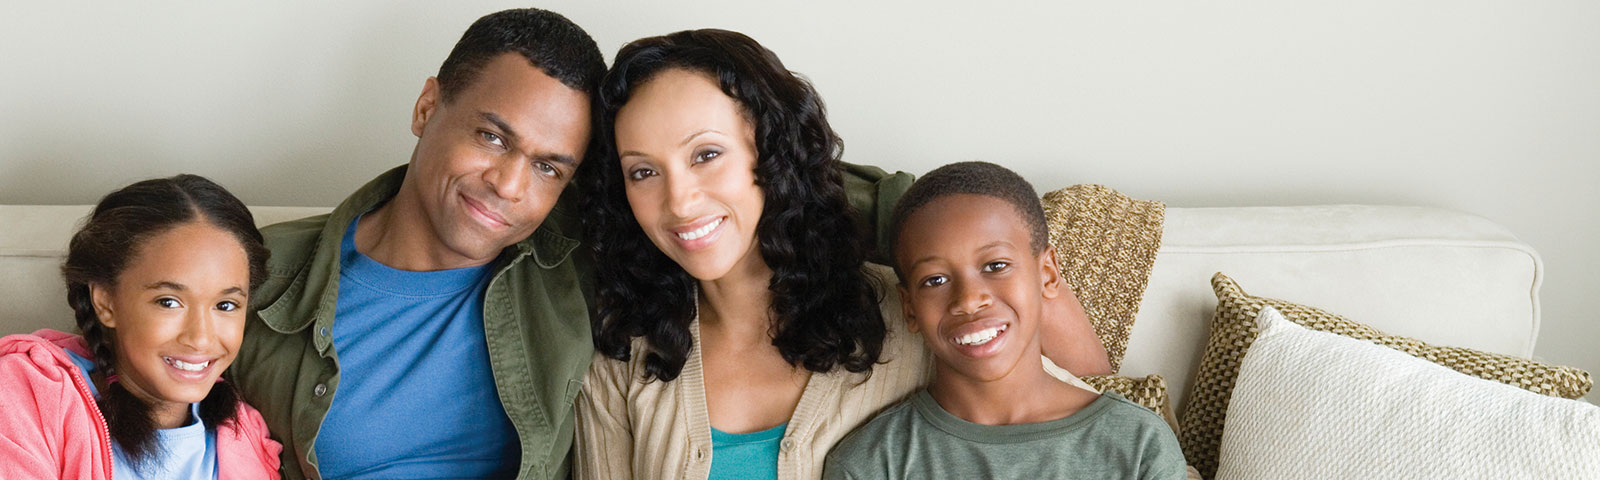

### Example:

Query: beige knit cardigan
xmin=573 ymin=265 xmax=1096 ymax=480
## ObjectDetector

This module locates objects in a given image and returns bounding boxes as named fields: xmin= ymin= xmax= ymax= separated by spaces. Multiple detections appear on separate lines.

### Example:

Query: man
xmin=230 ymin=8 xmax=1106 ymax=480
xmin=229 ymin=9 xmax=605 ymax=479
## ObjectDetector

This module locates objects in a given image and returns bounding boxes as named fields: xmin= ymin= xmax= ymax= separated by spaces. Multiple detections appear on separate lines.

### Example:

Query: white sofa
xmin=0 ymin=202 xmax=1545 ymax=416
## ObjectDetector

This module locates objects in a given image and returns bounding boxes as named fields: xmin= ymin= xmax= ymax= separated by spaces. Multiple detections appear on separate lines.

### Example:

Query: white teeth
xmin=954 ymin=325 xmax=1008 ymax=346
xmin=165 ymin=357 xmax=210 ymax=372
xmin=676 ymin=217 xmax=723 ymax=241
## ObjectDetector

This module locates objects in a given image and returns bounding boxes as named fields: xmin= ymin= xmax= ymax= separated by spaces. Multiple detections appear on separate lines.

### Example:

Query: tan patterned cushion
xmin=1180 ymin=273 xmax=1595 ymax=479
xmin=1041 ymin=184 xmax=1165 ymax=373
xmin=1083 ymin=374 xmax=1180 ymax=436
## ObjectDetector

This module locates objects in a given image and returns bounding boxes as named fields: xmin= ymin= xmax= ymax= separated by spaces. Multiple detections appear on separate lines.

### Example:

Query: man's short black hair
xmin=890 ymin=161 xmax=1050 ymax=272
xmin=436 ymin=8 xmax=605 ymax=101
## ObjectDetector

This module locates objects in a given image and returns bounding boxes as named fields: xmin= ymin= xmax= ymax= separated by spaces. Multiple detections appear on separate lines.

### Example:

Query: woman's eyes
xmin=216 ymin=301 xmax=241 ymax=312
xmin=693 ymin=149 xmax=720 ymax=163
xmin=626 ymin=167 xmax=657 ymax=181
xmin=535 ymin=161 xmax=559 ymax=178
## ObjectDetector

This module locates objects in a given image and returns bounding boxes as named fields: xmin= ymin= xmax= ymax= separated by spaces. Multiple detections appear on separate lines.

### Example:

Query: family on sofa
xmin=0 ymin=7 xmax=1191 ymax=480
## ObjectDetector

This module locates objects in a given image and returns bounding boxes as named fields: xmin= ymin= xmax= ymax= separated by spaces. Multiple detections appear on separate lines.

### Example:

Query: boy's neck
xmin=927 ymin=360 xmax=1099 ymax=426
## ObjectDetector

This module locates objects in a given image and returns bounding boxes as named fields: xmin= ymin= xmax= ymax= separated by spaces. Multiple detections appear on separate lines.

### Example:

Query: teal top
xmin=709 ymin=422 xmax=787 ymax=480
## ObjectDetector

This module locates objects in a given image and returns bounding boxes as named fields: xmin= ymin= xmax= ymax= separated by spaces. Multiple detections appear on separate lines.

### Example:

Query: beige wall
xmin=2 ymin=1 xmax=1595 ymax=399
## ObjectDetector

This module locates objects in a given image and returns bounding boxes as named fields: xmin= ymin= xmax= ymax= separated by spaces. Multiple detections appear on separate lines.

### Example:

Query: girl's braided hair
xmin=61 ymin=174 xmax=268 ymax=470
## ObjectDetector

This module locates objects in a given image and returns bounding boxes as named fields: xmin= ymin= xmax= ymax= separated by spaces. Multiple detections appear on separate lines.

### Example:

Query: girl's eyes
xmin=216 ymin=301 xmax=241 ymax=312
xmin=983 ymin=261 xmax=1010 ymax=273
xmin=919 ymin=275 xmax=948 ymax=288
xmin=156 ymin=297 xmax=181 ymax=309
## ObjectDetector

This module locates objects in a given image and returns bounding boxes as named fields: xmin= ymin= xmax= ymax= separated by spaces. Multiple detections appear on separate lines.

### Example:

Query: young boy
xmin=823 ymin=162 xmax=1187 ymax=479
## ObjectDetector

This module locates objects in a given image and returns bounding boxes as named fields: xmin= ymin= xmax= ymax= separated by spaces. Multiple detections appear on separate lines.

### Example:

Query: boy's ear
xmin=1039 ymin=245 xmax=1063 ymax=300
xmin=898 ymin=282 xmax=920 ymax=333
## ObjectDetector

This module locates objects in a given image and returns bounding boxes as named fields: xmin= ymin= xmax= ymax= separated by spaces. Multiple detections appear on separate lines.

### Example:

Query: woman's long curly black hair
xmin=61 ymin=174 xmax=269 ymax=469
xmin=581 ymin=29 xmax=885 ymax=382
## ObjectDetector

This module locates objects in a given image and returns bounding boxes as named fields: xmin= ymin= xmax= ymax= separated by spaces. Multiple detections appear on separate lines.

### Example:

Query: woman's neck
xmin=697 ymin=258 xmax=775 ymax=342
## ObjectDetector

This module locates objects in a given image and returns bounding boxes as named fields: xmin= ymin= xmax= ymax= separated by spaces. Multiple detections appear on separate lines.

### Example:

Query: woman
xmin=575 ymin=29 xmax=1105 ymax=480
xmin=0 ymin=174 xmax=281 ymax=479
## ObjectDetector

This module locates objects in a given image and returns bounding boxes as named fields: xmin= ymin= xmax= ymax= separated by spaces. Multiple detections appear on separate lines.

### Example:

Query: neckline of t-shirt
xmin=910 ymin=389 xmax=1116 ymax=443
xmin=711 ymin=422 xmax=789 ymax=446
xmin=338 ymin=214 xmax=494 ymax=297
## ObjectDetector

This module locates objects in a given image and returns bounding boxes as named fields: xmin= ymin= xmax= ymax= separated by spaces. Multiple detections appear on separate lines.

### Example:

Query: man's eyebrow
xmin=538 ymin=152 xmax=580 ymax=168
xmin=479 ymin=112 xmax=523 ymax=143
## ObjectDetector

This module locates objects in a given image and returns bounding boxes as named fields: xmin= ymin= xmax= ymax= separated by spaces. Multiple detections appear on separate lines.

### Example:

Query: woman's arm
xmin=1040 ymin=286 xmax=1112 ymax=376
xmin=572 ymin=352 xmax=635 ymax=480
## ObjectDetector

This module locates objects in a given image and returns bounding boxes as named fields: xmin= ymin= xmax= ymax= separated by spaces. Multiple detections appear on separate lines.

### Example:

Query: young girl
xmin=0 ymin=174 xmax=281 ymax=479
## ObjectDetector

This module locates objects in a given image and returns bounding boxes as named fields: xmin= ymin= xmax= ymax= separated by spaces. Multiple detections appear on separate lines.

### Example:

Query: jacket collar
xmin=258 ymin=165 xmax=581 ymax=334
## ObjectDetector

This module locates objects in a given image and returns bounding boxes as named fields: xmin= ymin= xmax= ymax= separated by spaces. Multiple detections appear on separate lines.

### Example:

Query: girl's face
xmin=91 ymin=221 xmax=250 ymax=415
xmin=614 ymin=68 xmax=767 ymax=282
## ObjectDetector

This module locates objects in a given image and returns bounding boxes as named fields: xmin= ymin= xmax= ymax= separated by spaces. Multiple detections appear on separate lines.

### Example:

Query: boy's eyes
xmin=983 ymin=261 xmax=1010 ymax=273
xmin=919 ymin=275 xmax=948 ymax=288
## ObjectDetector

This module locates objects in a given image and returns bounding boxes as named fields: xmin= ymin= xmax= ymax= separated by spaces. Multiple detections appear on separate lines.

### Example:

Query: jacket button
xmin=781 ymin=439 xmax=795 ymax=451
xmin=313 ymin=383 xmax=327 ymax=397
xmin=319 ymin=327 xmax=329 ymax=337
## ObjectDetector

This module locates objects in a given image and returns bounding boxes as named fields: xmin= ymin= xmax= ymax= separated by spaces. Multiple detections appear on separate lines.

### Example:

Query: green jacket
xmin=230 ymin=163 xmax=911 ymax=480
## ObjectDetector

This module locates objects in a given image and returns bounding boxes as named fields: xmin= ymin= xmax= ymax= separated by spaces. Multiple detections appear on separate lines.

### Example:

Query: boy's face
xmin=896 ymin=194 xmax=1062 ymax=385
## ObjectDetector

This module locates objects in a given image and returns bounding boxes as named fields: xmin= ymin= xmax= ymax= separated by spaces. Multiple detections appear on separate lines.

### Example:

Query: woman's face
xmin=91 ymin=220 xmax=249 ymax=414
xmin=614 ymin=68 xmax=766 ymax=282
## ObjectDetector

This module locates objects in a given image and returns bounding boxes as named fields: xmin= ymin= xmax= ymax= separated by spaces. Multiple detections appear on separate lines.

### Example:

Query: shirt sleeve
xmin=572 ymin=352 xmax=635 ymax=480
xmin=840 ymin=161 xmax=915 ymax=265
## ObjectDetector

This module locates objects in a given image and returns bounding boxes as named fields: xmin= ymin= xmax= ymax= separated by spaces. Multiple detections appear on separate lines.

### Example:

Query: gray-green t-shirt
xmin=823 ymin=390 xmax=1186 ymax=480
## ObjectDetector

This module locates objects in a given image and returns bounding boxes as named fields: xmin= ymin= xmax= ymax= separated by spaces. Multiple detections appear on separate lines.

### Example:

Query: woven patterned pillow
xmin=1040 ymin=184 xmax=1165 ymax=373
xmin=1083 ymin=374 xmax=1180 ymax=435
xmin=1180 ymin=273 xmax=1595 ymax=479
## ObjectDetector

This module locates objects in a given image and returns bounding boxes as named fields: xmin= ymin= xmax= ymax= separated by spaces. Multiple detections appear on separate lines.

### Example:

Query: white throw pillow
xmin=1216 ymin=307 xmax=1600 ymax=479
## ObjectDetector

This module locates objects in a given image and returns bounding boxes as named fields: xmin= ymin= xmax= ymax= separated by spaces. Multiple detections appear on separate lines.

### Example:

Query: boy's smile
xmin=896 ymin=194 xmax=1063 ymax=384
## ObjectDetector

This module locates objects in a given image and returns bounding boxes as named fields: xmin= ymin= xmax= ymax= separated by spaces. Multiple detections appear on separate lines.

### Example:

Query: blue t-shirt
xmin=709 ymin=423 xmax=786 ymax=480
xmin=66 ymin=350 xmax=219 ymax=480
xmin=312 ymin=217 xmax=519 ymax=478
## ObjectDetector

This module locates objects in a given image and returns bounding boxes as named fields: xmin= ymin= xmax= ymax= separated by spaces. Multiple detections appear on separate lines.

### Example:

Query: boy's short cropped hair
xmin=889 ymin=161 xmax=1049 ymax=274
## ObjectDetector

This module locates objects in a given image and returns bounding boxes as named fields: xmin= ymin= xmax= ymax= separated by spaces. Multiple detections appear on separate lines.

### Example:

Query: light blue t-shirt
xmin=709 ymin=422 xmax=786 ymax=480
xmin=66 ymin=350 xmax=218 ymax=480
xmin=311 ymin=216 xmax=519 ymax=478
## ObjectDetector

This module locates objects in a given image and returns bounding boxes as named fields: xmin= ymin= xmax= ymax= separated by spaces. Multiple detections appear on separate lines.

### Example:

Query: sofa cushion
xmin=1216 ymin=307 xmax=1600 ymax=478
xmin=1181 ymin=273 xmax=1592 ymax=478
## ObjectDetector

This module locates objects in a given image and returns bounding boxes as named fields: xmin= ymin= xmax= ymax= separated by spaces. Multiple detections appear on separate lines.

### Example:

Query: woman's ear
xmin=90 ymin=283 xmax=117 ymax=329
xmin=1039 ymin=245 xmax=1063 ymax=300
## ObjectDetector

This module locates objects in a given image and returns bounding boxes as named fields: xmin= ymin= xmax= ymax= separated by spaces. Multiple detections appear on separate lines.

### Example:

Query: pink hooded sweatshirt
xmin=0 ymin=329 xmax=282 ymax=479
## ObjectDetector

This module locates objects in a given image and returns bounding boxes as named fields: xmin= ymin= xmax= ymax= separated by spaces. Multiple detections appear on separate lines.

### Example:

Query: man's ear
xmin=1039 ymin=245 xmax=1063 ymax=300
xmin=898 ymin=282 xmax=920 ymax=333
xmin=90 ymin=283 xmax=117 ymax=329
xmin=412 ymin=77 xmax=442 ymax=138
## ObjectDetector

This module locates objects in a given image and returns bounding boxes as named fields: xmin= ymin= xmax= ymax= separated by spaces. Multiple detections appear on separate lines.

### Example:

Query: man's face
xmin=403 ymin=52 xmax=590 ymax=267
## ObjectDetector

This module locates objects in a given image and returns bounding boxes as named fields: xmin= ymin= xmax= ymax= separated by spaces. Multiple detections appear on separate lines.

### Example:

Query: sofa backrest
xmin=0 ymin=205 xmax=330 ymax=335
xmin=0 ymin=203 xmax=1542 ymax=415
xmin=1126 ymin=205 xmax=1541 ymax=412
